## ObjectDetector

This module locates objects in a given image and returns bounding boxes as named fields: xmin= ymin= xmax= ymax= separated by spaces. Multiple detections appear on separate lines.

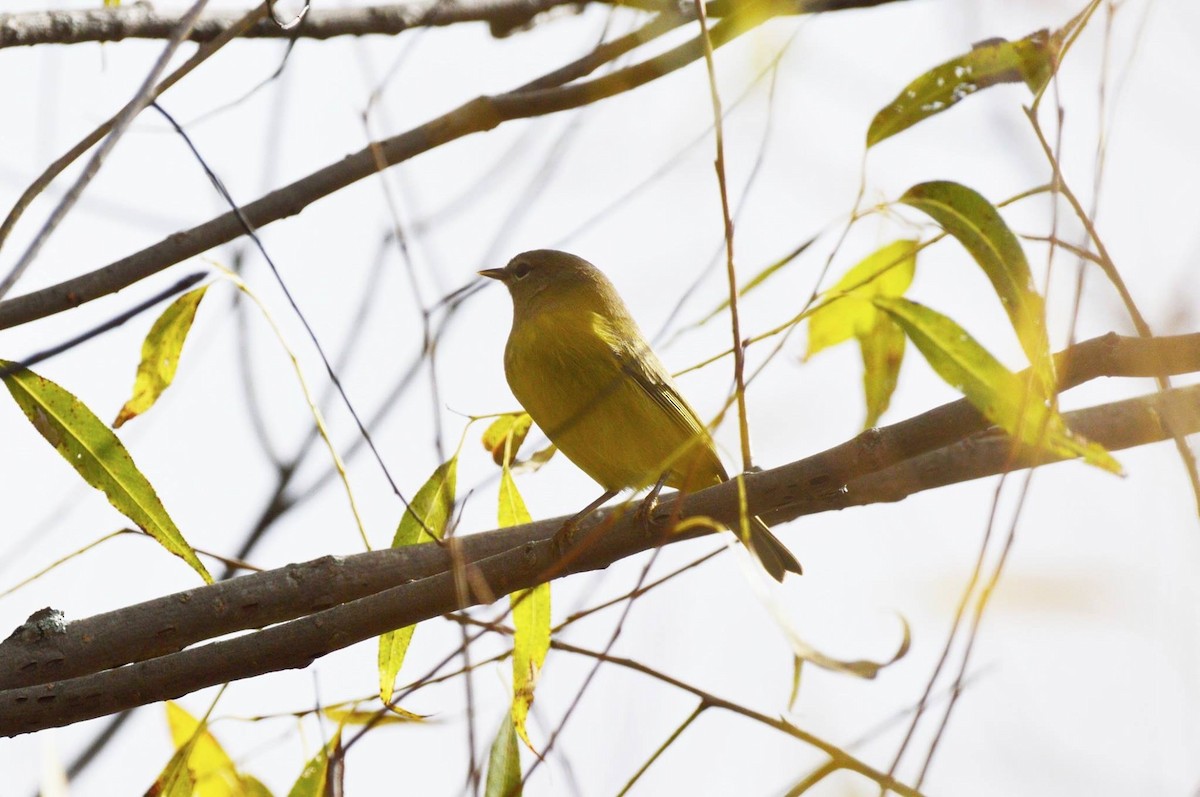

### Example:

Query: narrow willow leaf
xmin=482 ymin=413 xmax=533 ymax=467
xmin=806 ymin=239 xmax=917 ymax=359
xmin=501 ymin=469 xmax=549 ymax=754
xmin=114 ymin=285 xmax=208 ymax=428
xmin=165 ymin=702 xmax=242 ymax=797
xmin=788 ymin=656 xmax=804 ymax=711
xmin=147 ymin=746 xmax=196 ymax=797
xmin=286 ymin=731 xmax=341 ymax=797
xmin=378 ymin=457 xmax=458 ymax=703
xmin=860 ymin=313 xmax=907 ymax=428
xmin=807 ymin=240 xmax=916 ymax=425
xmin=324 ymin=705 xmax=427 ymax=725
xmin=867 ymin=28 xmax=1064 ymax=146
xmin=874 ymin=297 xmax=1119 ymax=472
xmin=2 ymin=362 xmax=212 ymax=584
xmin=899 ymin=181 xmax=1055 ymax=397
xmin=484 ymin=716 xmax=523 ymax=797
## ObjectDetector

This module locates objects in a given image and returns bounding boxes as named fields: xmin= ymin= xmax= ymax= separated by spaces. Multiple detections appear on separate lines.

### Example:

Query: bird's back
xmin=504 ymin=302 xmax=724 ymax=493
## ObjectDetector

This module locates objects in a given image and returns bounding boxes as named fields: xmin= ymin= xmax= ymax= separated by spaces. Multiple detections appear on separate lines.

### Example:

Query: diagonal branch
xmin=0 ymin=0 xmax=912 ymax=331
xmin=0 ymin=0 xmax=908 ymax=49
xmin=0 ymin=331 xmax=1196 ymax=736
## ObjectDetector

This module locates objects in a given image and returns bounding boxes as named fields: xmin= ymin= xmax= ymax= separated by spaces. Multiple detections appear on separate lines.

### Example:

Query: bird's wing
xmin=592 ymin=313 xmax=727 ymax=481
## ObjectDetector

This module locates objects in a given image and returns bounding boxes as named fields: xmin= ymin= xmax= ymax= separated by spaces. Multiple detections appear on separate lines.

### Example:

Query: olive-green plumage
xmin=481 ymin=249 xmax=801 ymax=581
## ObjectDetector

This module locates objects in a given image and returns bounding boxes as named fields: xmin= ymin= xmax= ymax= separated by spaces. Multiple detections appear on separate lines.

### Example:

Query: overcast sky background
xmin=2 ymin=0 xmax=1199 ymax=794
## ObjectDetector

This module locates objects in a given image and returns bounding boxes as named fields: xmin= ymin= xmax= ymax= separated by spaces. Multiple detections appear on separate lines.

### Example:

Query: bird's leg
xmin=634 ymin=472 xmax=671 ymax=535
xmin=553 ymin=489 xmax=619 ymax=553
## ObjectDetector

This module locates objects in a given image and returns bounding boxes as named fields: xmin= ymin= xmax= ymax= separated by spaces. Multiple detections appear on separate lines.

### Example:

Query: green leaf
xmin=114 ymin=285 xmax=208 ymax=428
xmin=860 ymin=312 xmax=907 ymax=428
xmin=286 ymin=731 xmax=341 ymax=797
xmin=806 ymin=239 xmax=917 ymax=359
xmin=484 ymin=716 xmax=523 ymax=797
xmin=873 ymin=297 xmax=1119 ymax=473
xmin=500 ymin=470 xmax=549 ymax=753
xmin=378 ymin=458 xmax=458 ymax=703
xmin=483 ymin=413 xmax=533 ymax=467
xmin=899 ymin=181 xmax=1055 ymax=398
xmin=867 ymin=28 xmax=1065 ymax=147
xmin=2 ymin=362 xmax=212 ymax=584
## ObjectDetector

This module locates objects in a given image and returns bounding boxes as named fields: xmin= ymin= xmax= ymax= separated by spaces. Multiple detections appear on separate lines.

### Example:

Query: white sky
xmin=2 ymin=0 xmax=1199 ymax=794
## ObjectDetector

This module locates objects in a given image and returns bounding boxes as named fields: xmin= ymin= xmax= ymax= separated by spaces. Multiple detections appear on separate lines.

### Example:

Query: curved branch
xmin=0 ymin=0 xmax=913 ymax=330
xmin=0 ymin=0 xmax=906 ymax=49
xmin=0 ymin=0 xmax=632 ymax=49
xmin=1 ymin=331 xmax=1197 ymax=735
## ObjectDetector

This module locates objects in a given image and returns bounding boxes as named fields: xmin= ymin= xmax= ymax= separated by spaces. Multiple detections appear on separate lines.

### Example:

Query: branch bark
xmin=1 ymin=331 xmax=1196 ymax=736
xmin=0 ymin=0 xmax=907 ymax=48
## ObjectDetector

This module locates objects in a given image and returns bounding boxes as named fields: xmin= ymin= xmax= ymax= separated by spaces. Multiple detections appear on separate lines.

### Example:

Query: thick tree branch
xmin=0 ymin=0 xmax=906 ymax=48
xmin=0 ymin=0 xmax=911 ymax=329
xmin=1 ymin=331 xmax=1196 ymax=736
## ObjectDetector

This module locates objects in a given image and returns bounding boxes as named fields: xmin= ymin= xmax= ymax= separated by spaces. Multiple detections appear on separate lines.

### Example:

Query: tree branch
xmin=0 ymin=0 xmax=912 ymax=329
xmin=0 ymin=0 xmax=908 ymax=49
xmin=1 ymin=331 xmax=1196 ymax=736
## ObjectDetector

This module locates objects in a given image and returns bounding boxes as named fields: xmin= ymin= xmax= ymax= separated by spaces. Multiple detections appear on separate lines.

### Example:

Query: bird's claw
xmin=552 ymin=519 xmax=578 ymax=554
xmin=634 ymin=492 xmax=663 ymax=536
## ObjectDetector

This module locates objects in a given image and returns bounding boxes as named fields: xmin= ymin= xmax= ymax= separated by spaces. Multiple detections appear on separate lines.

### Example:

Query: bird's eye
xmin=511 ymin=261 xmax=532 ymax=280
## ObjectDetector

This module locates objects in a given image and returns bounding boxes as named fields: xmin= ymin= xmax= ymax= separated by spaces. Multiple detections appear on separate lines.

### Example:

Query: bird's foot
xmin=552 ymin=518 xmax=579 ymax=555
xmin=634 ymin=473 xmax=670 ymax=536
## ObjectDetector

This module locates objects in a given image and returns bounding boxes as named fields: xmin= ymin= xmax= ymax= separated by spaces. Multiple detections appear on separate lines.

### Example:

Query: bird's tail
xmin=744 ymin=516 xmax=803 ymax=582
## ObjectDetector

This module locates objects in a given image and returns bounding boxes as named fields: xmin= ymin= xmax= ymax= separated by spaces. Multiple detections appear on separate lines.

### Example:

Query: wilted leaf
xmin=484 ymin=716 xmax=522 ymax=797
xmin=483 ymin=413 xmax=533 ymax=467
xmin=867 ymin=28 xmax=1064 ymax=146
xmin=2 ymin=362 xmax=211 ymax=584
xmin=899 ymin=181 xmax=1055 ymax=398
xmin=114 ymin=285 xmax=207 ymax=428
xmin=500 ymin=469 xmax=549 ymax=754
xmin=874 ymin=297 xmax=1119 ymax=472
xmin=513 ymin=443 xmax=556 ymax=474
xmin=323 ymin=705 xmax=427 ymax=725
xmin=378 ymin=458 xmax=458 ymax=703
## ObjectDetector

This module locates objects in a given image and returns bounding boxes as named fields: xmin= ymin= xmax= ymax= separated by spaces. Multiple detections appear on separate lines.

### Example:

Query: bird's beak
xmin=478 ymin=267 xmax=507 ymax=282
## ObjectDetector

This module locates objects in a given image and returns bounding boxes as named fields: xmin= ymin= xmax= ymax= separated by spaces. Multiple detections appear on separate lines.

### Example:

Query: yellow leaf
xmin=114 ymin=285 xmax=207 ymax=428
xmin=323 ymin=705 xmax=427 ymax=725
xmin=806 ymin=239 xmax=917 ymax=359
xmin=150 ymin=702 xmax=246 ymax=797
xmin=500 ymin=469 xmax=549 ymax=754
xmin=483 ymin=413 xmax=533 ymax=467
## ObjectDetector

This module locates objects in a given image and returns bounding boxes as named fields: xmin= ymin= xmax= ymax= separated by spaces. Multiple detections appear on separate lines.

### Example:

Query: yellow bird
xmin=480 ymin=249 xmax=801 ymax=581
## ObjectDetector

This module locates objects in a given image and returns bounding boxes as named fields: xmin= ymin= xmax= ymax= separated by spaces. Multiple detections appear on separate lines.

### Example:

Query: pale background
xmin=1 ymin=0 xmax=1198 ymax=794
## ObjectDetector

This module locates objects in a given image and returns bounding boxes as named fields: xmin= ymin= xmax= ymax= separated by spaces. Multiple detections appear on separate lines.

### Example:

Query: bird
xmin=479 ymin=249 xmax=801 ymax=581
